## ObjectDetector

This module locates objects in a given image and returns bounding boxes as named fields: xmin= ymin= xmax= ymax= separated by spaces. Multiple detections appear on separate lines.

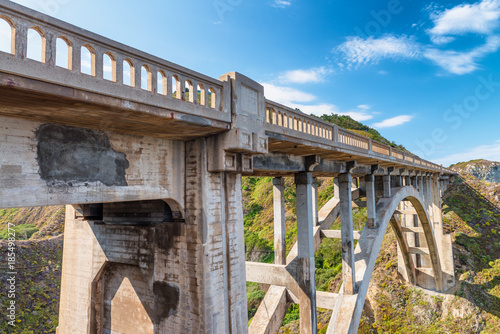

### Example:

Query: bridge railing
xmin=0 ymin=0 xmax=228 ymax=122
xmin=264 ymin=99 xmax=453 ymax=174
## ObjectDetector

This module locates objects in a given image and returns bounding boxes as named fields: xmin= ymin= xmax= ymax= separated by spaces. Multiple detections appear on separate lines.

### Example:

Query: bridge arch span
xmin=335 ymin=185 xmax=444 ymax=334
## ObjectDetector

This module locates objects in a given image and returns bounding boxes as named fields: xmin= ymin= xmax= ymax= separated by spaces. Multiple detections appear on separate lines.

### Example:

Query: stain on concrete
xmin=153 ymin=281 xmax=180 ymax=322
xmin=36 ymin=124 xmax=129 ymax=186
xmin=155 ymin=222 xmax=182 ymax=252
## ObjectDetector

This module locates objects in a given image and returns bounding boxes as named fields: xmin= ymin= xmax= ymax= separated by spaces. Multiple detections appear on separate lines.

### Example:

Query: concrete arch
xmin=376 ymin=186 xmax=443 ymax=291
xmin=330 ymin=185 xmax=444 ymax=334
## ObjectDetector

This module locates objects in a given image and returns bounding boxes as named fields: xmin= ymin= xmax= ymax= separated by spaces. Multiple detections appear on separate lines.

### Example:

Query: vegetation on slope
xmin=318 ymin=114 xmax=407 ymax=151
xmin=0 ymin=236 xmax=63 ymax=333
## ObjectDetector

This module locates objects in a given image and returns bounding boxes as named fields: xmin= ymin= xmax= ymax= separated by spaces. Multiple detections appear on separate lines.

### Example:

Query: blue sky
xmin=3 ymin=0 xmax=500 ymax=167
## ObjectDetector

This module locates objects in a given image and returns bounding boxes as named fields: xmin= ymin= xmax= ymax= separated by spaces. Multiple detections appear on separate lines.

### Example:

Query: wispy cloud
xmin=262 ymin=82 xmax=375 ymax=121
xmin=279 ymin=67 xmax=332 ymax=84
xmin=337 ymin=35 xmax=421 ymax=68
xmin=261 ymin=83 xmax=316 ymax=105
xmin=272 ymin=0 xmax=292 ymax=8
xmin=436 ymin=140 xmax=500 ymax=166
xmin=372 ymin=115 xmax=413 ymax=128
xmin=428 ymin=0 xmax=500 ymax=43
xmin=424 ymin=35 xmax=500 ymax=74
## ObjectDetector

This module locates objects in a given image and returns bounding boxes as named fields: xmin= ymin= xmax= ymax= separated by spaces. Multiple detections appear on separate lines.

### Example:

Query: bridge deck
xmin=0 ymin=0 xmax=453 ymax=175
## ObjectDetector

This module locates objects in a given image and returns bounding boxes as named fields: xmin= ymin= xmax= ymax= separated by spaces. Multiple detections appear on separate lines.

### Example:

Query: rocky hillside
xmin=451 ymin=159 xmax=500 ymax=183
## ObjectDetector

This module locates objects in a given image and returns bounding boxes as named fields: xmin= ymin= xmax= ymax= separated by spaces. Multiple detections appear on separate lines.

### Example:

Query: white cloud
xmin=261 ymin=83 xmax=316 ymax=105
xmin=262 ymin=82 xmax=374 ymax=121
xmin=337 ymin=35 xmax=421 ymax=67
xmin=436 ymin=140 xmax=500 ymax=166
xmin=272 ymin=0 xmax=292 ymax=8
xmin=372 ymin=115 xmax=413 ymax=128
xmin=429 ymin=0 xmax=500 ymax=41
xmin=279 ymin=67 xmax=331 ymax=84
xmin=424 ymin=35 xmax=500 ymax=74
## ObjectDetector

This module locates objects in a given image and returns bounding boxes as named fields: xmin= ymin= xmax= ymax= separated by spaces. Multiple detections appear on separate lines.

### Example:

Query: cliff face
xmin=451 ymin=159 xmax=500 ymax=183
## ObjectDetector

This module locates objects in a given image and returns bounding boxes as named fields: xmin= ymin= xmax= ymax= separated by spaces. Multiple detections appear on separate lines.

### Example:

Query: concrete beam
xmin=248 ymin=286 xmax=289 ymax=334
xmin=321 ymin=230 xmax=361 ymax=240
xmin=245 ymin=262 xmax=298 ymax=289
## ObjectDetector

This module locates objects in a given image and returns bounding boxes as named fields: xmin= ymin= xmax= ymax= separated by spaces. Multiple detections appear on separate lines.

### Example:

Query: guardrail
xmin=0 ymin=0 xmax=226 ymax=122
xmin=265 ymin=100 xmax=454 ymax=174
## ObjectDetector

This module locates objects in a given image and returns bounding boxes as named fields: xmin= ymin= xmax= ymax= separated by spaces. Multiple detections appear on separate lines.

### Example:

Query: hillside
xmin=450 ymin=159 xmax=500 ymax=184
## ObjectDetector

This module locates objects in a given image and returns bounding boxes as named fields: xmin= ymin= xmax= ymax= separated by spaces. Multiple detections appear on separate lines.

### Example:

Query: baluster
xmin=94 ymin=47 xmax=104 ymax=79
xmin=115 ymin=54 xmax=123 ymax=85
xmin=44 ymin=30 xmax=56 ymax=67
xmin=15 ymin=23 xmax=27 ymax=59
xmin=150 ymin=67 xmax=158 ymax=93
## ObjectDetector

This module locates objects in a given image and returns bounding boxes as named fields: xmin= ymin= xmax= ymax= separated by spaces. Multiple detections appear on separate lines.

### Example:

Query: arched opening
xmin=197 ymin=83 xmax=205 ymax=105
xmin=185 ymin=79 xmax=194 ymax=102
xmin=0 ymin=17 xmax=14 ymax=54
xmin=157 ymin=71 xmax=166 ymax=95
xmin=208 ymin=87 xmax=216 ymax=109
xmin=80 ymin=45 xmax=95 ymax=76
xmin=27 ymin=27 xmax=45 ymax=62
xmin=103 ymin=53 xmax=116 ymax=81
xmin=55 ymin=37 xmax=71 ymax=69
xmin=141 ymin=65 xmax=151 ymax=91
xmin=172 ymin=75 xmax=181 ymax=99
xmin=123 ymin=59 xmax=135 ymax=87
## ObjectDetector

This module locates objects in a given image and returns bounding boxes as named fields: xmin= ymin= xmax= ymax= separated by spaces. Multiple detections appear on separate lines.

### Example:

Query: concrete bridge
xmin=0 ymin=1 xmax=456 ymax=333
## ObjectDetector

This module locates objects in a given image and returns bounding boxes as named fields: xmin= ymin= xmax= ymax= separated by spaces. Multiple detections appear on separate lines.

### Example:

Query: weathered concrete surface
xmin=0 ymin=116 xmax=184 ymax=208
xmin=248 ymin=286 xmax=289 ymax=334
xmin=36 ymin=124 xmax=129 ymax=187
xmin=57 ymin=138 xmax=248 ymax=334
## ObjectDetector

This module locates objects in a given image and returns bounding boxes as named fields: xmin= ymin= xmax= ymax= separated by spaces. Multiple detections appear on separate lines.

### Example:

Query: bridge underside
xmin=0 ymin=73 xmax=229 ymax=141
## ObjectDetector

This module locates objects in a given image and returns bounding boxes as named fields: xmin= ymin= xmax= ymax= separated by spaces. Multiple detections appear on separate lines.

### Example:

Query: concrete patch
xmin=36 ymin=124 xmax=129 ymax=186
xmin=153 ymin=281 xmax=180 ymax=322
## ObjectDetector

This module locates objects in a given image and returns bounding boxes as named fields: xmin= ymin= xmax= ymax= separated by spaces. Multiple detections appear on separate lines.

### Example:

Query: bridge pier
xmin=295 ymin=172 xmax=318 ymax=333
xmin=57 ymin=139 xmax=249 ymax=334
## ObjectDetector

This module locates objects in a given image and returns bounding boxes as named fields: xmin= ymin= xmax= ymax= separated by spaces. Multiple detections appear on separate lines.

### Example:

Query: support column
xmin=333 ymin=177 xmax=339 ymax=199
xmin=365 ymin=174 xmax=376 ymax=229
xmin=405 ymin=176 xmax=411 ymax=187
xmin=394 ymin=175 xmax=403 ymax=188
xmin=312 ymin=177 xmax=319 ymax=226
xmin=417 ymin=176 xmax=424 ymax=197
xmin=295 ymin=172 xmax=317 ymax=333
xmin=339 ymin=173 xmax=356 ymax=294
xmin=273 ymin=177 xmax=286 ymax=265
xmin=383 ymin=175 xmax=391 ymax=198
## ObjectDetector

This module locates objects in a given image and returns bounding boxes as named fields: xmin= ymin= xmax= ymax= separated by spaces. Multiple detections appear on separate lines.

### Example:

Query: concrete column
xmin=417 ymin=176 xmax=423 ymax=196
xmin=339 ymin=173 xmax=356 ymax=295
xmin=405 ymin=176 xmax=411 ymax=187
xmin=312 ymin=177 xmax=319 ymax=226
xmin=411 ymin=176 xmax=417 ymax=188
xmin=383 ymin=175 xmax=391 ymax=198
xmin=394 ymin=175 xmax=403 ymax=188
xmin=273 ymin=177 xmax=286 ymax=265
xmin=365 ymin=174 xmax=376 ymax=229
xmin=294 ymin=172 xmax=317 ymax=333
xmin=333 ymin=177 xmax=339 ymax=199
